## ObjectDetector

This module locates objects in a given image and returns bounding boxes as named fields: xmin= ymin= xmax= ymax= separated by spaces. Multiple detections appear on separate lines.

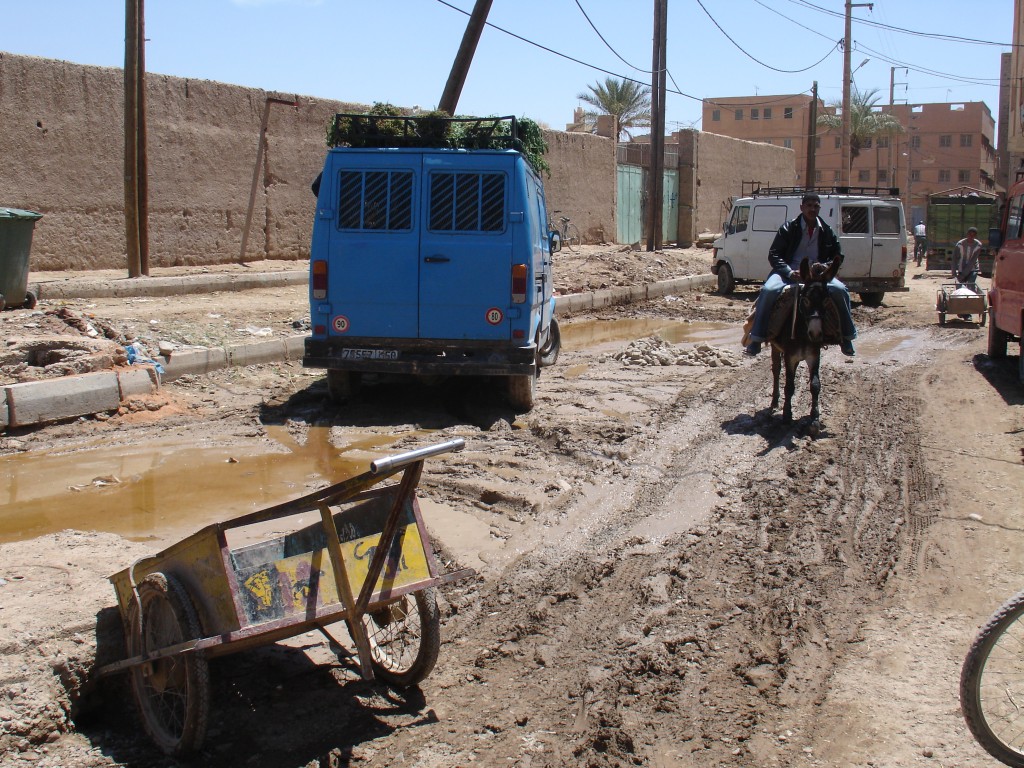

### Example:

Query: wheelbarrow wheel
xmin=127 ymin=573 xmax=210 ymax=757
xmin=355 ymin=587 xmax=440 ymax=688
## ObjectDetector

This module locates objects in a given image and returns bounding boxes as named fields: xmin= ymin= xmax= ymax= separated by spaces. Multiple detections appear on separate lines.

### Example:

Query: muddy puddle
xmin=562 ymin=317 xmax=734 ymax=351
xmin=0 ymin=428 xmax=412 ymax=544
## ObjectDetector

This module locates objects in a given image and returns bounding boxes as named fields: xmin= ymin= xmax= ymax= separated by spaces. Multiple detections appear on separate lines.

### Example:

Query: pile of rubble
xmin=610 ymin=335 xmax=740 ymax=368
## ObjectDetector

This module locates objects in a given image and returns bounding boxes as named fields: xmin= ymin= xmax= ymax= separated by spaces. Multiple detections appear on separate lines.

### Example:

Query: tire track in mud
xmin=371 ymin=352 xmax=939 ymax=768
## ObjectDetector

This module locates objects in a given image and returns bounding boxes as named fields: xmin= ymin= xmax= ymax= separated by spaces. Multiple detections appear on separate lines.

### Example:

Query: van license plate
xmin=341 ymin=348 xmax=399 ymax=361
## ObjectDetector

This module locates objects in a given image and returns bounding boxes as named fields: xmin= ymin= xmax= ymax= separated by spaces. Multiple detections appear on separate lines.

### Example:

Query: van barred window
xmin=338 ymin=170 xmax=413 ymax=231
xmin=429 ymin=172 xmax=505 ymax=232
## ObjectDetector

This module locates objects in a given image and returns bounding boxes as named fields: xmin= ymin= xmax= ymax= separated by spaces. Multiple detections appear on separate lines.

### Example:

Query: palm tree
xmin=817 ymin=87 xmax=904 ymax=162
xmin=577 ymin=77 xmax=652 ymax=141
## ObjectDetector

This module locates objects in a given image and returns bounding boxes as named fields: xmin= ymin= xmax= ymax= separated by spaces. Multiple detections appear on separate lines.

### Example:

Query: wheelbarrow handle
xmin=370 ymin=438 xmax=466 ymax=475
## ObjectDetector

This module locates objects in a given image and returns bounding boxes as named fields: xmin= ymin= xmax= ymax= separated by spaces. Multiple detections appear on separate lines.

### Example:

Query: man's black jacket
xmin=767 ymin=215 xmax=844 ymax=280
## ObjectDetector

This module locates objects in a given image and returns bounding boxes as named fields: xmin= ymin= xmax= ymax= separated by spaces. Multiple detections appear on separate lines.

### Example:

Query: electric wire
xmin=694 ymin=0 xmax=841 ymax=74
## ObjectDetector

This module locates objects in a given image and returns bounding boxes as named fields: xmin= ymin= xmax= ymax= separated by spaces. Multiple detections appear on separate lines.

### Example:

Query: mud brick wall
xmin=677 ymin=129 xmax=796 ymax=241
xmin=0 ymin=52 xmax=618 ymax=271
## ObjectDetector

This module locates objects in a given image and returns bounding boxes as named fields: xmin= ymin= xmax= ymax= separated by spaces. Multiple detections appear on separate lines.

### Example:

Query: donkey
xmin=769 ymin=257 xmax=842 ymax=424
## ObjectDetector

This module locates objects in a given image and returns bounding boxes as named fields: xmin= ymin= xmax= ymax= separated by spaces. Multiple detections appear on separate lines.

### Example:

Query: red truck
xmin=987 ymin=180 xmax=1024 ymax=381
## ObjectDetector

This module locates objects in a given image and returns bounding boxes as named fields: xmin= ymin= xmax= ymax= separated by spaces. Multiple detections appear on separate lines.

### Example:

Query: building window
xmin=833 ymin=170 xmax=841 ymax=182
xmin=784 ymin=107 xmax=793 ymax=119
xmin=939 ymin=135 xmax=952 ymax=147
xmin=712 ymin=109 xmax=721 ymax=121
xmin=858 ymin=169 xmax=870 ymax=182
xmin=815 ymin=170 xmax=822 ymax=182
xmin=863 ymin=138 xmax=872 ymax=149
xmin=783 ymin=138 xmax=792 ymax=148
xmin=877 ymin=136 xmax=889 ymax=148
xmin=764 ymin=108 xmax=772 ymax=119
xmin=751 ymin=108 xmax=760 ymax=120
xmin=878 ymin=169 xmax=888 ymax=183
xmin=939 ymin=169 xmax=951 ymax=183
xmin=835 ymin=137 xmax=842 ymax=149
xmin=959 ymin=169 xmax=971 ymax=183
xmin=911 ymin=135 xmax=921 ymax=148
xmin=911 ymin=170 xmax=921 ymax=182
xmin=735 ymin=109 xmax=743 ymax=120
xmin=960 ymin=134 xmax=973 ymax=147
xmin=763 ymin=139 xmax=772 ymax=145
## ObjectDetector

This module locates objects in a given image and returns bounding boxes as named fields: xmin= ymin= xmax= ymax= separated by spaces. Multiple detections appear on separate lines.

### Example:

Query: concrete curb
xmin=2 ymin=273 xmax=717 ymax=430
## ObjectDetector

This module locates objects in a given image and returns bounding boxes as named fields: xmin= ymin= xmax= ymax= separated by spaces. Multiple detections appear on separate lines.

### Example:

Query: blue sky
xmin=0 ymin=0 xmax=1010 ymax=134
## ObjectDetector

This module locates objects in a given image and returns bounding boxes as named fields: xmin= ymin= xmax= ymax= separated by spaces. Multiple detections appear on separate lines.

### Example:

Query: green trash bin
xmin=0 ymin=207 xmax=43 ymax=310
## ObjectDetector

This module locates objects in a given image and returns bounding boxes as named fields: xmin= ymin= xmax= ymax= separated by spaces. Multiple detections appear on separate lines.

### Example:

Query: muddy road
xmin=1 ymin=251 xmax=1023 ymax=767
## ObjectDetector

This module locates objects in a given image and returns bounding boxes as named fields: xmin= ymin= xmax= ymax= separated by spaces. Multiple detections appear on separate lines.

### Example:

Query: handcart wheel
xmin=980 ymin=311 xmax=987 ymax=327
xmin=127 ymin=573 xmax=210 ymax=757
xmin=939 ymin=312 xmax=946 ymax=325
xmin=354 ymin=587 xmax=441 ymax=687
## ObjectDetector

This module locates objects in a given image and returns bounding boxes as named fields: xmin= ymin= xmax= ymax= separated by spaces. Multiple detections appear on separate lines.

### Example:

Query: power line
xmin=573 ymin=0 xmax=651 ymax=74
xmin=432 ymin=0 xmax=708 ymax=103
xmin=694 ymin=0 xmax=841 ymax=74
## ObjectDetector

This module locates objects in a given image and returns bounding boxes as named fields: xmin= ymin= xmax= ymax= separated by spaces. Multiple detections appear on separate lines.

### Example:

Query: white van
xmin=711 ymin=187 xmax=909 ymax=307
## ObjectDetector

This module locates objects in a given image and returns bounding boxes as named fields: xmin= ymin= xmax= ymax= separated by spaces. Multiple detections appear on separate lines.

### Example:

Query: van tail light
xmin=312 ymin=260 xmax=328 ymax=299
xmin=511 ymin=263 xmax=528 ymax=304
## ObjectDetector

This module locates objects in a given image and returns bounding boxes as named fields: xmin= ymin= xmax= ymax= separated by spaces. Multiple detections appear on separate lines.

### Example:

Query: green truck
xmin=925 ymin=188 xmax=999 ymax=276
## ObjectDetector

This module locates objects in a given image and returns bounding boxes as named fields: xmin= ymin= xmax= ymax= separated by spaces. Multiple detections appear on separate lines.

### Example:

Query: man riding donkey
xmin=744 ymin=192 xmax=857 ymax=357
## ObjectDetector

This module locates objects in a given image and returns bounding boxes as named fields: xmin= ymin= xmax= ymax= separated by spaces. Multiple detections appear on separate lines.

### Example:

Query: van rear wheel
xmin=327 ymin=371 xmax=361 ymax=403
xmin=507 ymin=373 xmax=537 ymax=411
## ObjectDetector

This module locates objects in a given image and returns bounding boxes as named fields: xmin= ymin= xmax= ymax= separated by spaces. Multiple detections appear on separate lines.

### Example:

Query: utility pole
xmin=841 ymin=0 xmax=873 ymax=187
xmin=647 ymin=0 xmax=667 ymax=252
xmin=805 ymin=82 xmax=818 ymax=190
xmin=124 ymin=0 xmax=149 ymax=277
xmin=438 ymin=0 xmax=493 ymax=116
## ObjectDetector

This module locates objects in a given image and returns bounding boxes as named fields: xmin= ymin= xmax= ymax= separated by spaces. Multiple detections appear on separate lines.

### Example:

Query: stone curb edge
xmin=29 ymin=270 xmax=309 ymax=300
xmin=1 ymin=274 xmax=716 ymax=431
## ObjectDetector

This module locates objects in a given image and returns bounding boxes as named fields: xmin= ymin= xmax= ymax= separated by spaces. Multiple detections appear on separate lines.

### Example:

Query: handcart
xmin=95 ymin=438 xmax=473 ymax=757
xmin=936 ymin=282 xmax=987 ymax=326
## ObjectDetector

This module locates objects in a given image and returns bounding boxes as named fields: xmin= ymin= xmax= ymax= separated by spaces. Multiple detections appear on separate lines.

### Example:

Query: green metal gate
xmin=616 ymin=164 xmax=678 ymax=245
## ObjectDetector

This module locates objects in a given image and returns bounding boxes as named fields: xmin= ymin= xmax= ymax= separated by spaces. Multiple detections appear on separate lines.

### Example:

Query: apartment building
xmin=702 ymin=94 xmax=997 ymax=223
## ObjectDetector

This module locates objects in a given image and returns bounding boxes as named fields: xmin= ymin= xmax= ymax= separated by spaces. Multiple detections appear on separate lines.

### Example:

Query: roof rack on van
xmin=327 ymin=113 xmax=523 ymax=151
xmin=751 ymin=185 xmax=901 ymax=198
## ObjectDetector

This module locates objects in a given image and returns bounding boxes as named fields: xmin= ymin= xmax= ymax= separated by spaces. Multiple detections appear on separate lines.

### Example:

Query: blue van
xmin=302 ymin=115 xmax=560 ymax=410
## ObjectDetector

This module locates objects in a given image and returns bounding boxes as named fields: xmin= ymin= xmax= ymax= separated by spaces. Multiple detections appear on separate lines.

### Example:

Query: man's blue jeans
xmin=749 ymin=273 xmax=856 ymax=342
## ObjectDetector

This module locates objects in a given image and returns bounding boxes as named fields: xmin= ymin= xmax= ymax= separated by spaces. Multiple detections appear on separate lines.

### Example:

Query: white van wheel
xmin=507 ymin=373 xmax=536 ymax=411
xmin=717 ymin=263 xmax=735 ymax=294
xmin=859 ymin=291 xmax=885 ymax=308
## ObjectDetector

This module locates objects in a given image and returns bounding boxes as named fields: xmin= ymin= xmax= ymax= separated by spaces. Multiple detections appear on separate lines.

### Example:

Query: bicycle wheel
xmin=961 ymin=589 xmax=1024 ymax=767
xmin=356 ymin=588 xmax=440 ymax=688
xmin=128 ymin=573 xmax=210 ymax=757
xmin=564 ymin=223 xmax=582 ymax=253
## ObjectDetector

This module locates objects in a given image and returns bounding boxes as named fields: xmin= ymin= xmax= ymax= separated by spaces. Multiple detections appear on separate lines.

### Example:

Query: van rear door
xmin=418 ymin=152 xmax=515 ymax=341
xmin=326 ymin=152 xmax=420 ymax=338
xmin=836 ymin=199 xmax=904 ymax=280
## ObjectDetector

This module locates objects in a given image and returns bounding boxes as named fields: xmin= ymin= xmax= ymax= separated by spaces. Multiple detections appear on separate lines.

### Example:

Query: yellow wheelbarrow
xmin=95 ymin=438 xmax=473 ymax=756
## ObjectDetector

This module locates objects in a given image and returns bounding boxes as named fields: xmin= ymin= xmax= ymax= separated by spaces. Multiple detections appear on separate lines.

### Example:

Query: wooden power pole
xmin=805 ymin=82 xmax=818 ymax=190
xmin=647 ymin=0 xmax=667 ymax=252
xmin=124 ymin=0 xmax=149 ymax=276
xmin=438 ymin=0 xmax=493 ymax=116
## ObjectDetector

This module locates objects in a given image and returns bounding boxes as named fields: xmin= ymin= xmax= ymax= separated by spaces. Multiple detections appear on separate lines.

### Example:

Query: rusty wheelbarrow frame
xmin=95 ymin=438 xmax=473 ymax=756
xmin=936 ymin=282 xmax=987 ymax=326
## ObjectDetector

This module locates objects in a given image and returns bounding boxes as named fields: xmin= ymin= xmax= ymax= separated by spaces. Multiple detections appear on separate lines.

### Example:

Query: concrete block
xmin=6 ymin=372 xmax=121 ymax=427
xmin=629 ymin=285 xmax=648 ymax=303
xmin=117 ymin=367 xmax=159 ymax=399
xmin=226 ymin=339 xmax=286 ymax=367
xmin=284 ymin=335 xmax=306 ymax=361
xmin=0 ymin=389 xmax=8 ymax=430
xmin=160 ymin=347 xmax=228 ymax=383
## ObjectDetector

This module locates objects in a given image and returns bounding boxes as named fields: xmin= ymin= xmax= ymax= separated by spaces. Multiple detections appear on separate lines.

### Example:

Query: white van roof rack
xmin=750 ymin=185 xmax=901 ymax=198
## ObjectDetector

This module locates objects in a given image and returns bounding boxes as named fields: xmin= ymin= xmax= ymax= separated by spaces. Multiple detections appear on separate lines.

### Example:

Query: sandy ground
xmin=1 ymin=246 xmax=1022 ymax=768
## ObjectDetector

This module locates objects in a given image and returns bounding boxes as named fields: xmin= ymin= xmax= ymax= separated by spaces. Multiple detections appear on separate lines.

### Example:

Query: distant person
xmin=953 ymin=227 xmax=982 ymax=286
xmin=914 ymin=220 xmax=927 ymax=265
xmin=745 ymin=193 xmax=857 ymax=357
xmin=952 ymin=226 xmax=983 ymax=320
